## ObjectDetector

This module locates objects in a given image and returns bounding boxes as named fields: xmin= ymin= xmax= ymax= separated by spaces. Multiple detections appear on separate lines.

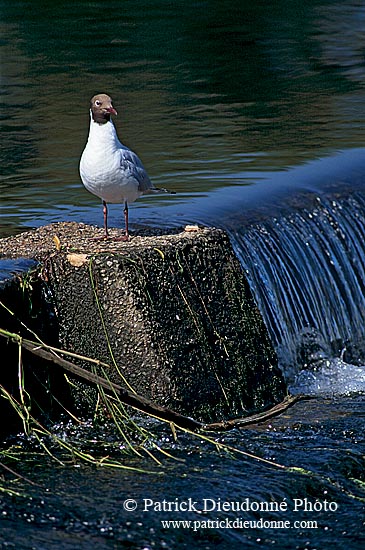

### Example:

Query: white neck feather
xmin=86 ymin=111 xmax=120 ymax=150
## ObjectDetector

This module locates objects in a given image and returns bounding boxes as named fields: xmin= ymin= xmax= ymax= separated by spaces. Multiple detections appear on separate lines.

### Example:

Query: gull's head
xmin=90 ymin=94 xmax=117 ymax=124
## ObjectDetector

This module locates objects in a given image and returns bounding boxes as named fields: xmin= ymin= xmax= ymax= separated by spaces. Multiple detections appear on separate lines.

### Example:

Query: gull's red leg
xmin=103 ymin=200 xmax=109 ymax=238
xmin=124 ymin=201 xmax=129 ymax=240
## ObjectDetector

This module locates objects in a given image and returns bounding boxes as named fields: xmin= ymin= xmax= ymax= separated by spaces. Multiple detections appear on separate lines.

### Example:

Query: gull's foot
xmin=110 ymin=235 xmax=130 ymax=242
xmin=90 ymin=235 xmax=110 ymax=241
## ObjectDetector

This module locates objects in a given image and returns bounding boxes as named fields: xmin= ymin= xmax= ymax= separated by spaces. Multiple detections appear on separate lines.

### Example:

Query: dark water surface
xmin=2 ymin=0 xmax=365 ymax=235
xmin=1 ymin=1 xmax=365 ymax=548
xmin=1 ymin=397 xmax=364 ymax=550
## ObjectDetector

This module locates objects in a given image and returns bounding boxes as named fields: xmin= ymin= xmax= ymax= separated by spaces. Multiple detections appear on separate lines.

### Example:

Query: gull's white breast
xmin=80 ymin=117 xmax=148 ymax=204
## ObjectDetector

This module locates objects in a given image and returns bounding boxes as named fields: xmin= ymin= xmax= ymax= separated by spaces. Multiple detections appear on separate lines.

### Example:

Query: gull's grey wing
xmin=120 ymin=147 xmax=153 ymax=192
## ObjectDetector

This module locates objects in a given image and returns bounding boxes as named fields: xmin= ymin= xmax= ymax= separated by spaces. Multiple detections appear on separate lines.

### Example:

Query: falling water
xmin=230 ymin=191 xmax=365 ymax=394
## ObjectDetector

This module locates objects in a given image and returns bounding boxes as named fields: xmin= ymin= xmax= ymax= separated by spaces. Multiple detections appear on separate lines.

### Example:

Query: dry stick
xmin=203 ymin=396 xmax=306 ymax=431
xmin=1 ymin=332 xmax=305 ymax=432
xmin=0 ymin=460 xmax=41 ymax=486
xmin=20 ymin=338 xmax=202 ymax=432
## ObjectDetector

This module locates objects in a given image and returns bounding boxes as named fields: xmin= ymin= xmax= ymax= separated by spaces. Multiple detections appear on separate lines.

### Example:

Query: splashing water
xmin=230 ymin=192 xmax=365 ymax=395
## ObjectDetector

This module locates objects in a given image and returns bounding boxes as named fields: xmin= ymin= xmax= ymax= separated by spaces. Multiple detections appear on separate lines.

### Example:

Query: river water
xmin=1 ymin=1 xmax=365 ymax=548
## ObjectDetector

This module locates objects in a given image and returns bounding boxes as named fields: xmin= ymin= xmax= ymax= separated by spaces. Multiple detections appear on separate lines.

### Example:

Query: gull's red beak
xmin=106 ymin=105 xmax=117 ymax=116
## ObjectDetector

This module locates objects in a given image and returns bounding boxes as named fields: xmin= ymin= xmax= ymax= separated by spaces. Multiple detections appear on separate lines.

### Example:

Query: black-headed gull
xmin=80 ymin=93 xmax=171 ymax=240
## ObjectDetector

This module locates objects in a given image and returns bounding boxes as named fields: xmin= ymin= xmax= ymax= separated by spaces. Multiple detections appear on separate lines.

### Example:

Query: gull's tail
xmin=147 ymin=186 xmax=177 ymax=195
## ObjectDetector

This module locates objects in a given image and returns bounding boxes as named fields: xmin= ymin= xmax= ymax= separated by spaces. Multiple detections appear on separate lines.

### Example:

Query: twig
xmin=201 ymin=394 xmax=308 ymax=431
xmin=0 ymin=329 xmax=306 ymax=432
xmin=1 ymin=330 xmax=202 ymax=432
xmin=0 ymin=460 xmax=42 ymax=486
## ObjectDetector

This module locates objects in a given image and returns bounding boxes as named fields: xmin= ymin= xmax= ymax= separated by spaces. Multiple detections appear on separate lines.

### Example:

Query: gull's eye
xmin=95 ymin=100 xmax=101 ymax=107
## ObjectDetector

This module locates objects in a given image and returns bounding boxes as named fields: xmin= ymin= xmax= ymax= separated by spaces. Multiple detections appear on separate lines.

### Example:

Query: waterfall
xmin=230 ymin=192 xmax=365 ymax=394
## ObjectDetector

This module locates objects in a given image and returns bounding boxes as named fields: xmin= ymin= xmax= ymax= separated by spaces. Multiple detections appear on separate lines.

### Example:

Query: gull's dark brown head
xmin=90 ymin=94 xmax=117 ymax=124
